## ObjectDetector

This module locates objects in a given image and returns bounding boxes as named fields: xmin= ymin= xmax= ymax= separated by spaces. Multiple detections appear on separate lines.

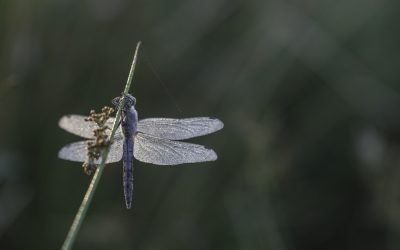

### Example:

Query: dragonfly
xmin=58 ymin=94 xmax=224 ymax=209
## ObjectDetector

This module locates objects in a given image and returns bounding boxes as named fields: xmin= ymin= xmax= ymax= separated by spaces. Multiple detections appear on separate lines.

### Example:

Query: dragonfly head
xmin=112 ymin=93 xmax=136 ymax=110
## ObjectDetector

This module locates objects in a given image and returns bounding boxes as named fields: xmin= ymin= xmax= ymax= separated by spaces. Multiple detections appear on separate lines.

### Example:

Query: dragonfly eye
xmin=124 ymin=94 xmax=136 ymax=106
xmin=111 ymin=96 xmax=121 ymax=106
xmin=112 ymin=94 xmax=136 ymax=109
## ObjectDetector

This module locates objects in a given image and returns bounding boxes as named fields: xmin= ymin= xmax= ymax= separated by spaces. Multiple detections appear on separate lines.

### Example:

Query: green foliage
xmin=61 ymin=42 xmax=141 ymax=250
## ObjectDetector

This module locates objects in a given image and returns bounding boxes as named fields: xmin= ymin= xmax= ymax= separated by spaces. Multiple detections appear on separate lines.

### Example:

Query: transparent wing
xmin=134 ymin=132 xmax=217 ymax=165
xmin=58 ymin=114 xmax=123 ymax=140
xmin=137 ymin=117 xmax=223 ymax=140
xmin=58 ymin=139 xmax=124 ymax=164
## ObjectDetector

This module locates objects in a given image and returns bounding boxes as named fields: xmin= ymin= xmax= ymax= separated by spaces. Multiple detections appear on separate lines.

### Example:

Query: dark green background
xmin=1 ymin=0 xmax=400 ymax=249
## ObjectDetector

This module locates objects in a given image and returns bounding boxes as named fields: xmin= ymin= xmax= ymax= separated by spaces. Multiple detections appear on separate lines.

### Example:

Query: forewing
xmin=134 ymin=132 xmax=217 ymax=165
xmin=58 ymin=115 xmax=123 ymax=140
xmin=58 ymin=139 xmax=123 ymax=164
xmin=137 ymin=117 xmax=223 ymax=140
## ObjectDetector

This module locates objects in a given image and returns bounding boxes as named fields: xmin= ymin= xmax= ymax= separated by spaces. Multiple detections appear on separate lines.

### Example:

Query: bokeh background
xmin=1 ymin=0 xmax=400 ymax=249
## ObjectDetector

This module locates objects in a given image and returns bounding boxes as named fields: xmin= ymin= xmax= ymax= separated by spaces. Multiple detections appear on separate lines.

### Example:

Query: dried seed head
xmin=85 ymin=106 xmax=115 ymax=127
xmin=82 ymin=162 xmax=97 ymax=175
xmin=83 ymin=106 xmax=115 ymax=175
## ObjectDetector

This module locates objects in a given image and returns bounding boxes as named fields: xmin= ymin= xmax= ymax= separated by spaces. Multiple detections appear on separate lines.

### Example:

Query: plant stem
xmin=61 ymin=41 xmax=141 ymax=250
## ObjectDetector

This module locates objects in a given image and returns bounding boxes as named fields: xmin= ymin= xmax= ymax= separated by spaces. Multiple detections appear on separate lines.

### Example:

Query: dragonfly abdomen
xmin=123 ymin=136 xmax=134 ymax=209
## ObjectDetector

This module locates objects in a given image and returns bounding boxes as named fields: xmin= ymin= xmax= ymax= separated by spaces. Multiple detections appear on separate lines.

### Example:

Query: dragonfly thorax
xmin=121 ymin=106 xmax=138 ymax=137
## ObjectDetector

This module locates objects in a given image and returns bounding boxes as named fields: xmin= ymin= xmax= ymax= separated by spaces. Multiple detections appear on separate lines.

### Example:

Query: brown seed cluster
xmin=85 ymin=106 xmax=115 ymax=127
xmin=82 ymin=106 xmax=115 ymax=175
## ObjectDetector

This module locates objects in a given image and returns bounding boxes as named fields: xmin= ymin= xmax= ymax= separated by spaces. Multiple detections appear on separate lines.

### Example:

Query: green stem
xmin=61 ymin=41 xmax=141 ymax=250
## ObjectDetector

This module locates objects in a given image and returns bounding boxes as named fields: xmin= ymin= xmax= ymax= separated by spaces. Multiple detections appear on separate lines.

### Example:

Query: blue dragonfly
xmin=58 ymin=94 xmax=223 ymax=208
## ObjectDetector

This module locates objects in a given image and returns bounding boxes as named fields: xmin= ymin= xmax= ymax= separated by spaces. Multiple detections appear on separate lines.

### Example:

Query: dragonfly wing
xmin=58 ymin=114 xmax=123 ymax=140
xmin=58 ymin=139 xmax=124 ymax=164
xmin=137 ymin=117 xmax=223 ymax=140
xmin=134 ymin=132 xmax=217 ymax=165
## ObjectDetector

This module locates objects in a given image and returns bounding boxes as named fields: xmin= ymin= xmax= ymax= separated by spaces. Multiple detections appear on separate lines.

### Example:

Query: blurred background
xmin=1 ymin=0 xmax=400 ymax=249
